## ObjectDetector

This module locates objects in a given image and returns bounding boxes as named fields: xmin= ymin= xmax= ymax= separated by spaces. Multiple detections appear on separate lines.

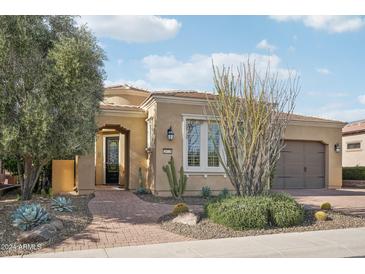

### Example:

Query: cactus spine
xmin=162 ymin=156 xmax=187 ymax=198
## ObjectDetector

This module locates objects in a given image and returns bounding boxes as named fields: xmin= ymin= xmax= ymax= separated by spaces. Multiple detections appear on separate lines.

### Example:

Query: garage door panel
xmin=305 ymin=176 xmax=325 ymax=188
xmin=273 ymin=140 xmax=325 ymax=189
xmin=284 ymin=176 xmax=305 ymax=188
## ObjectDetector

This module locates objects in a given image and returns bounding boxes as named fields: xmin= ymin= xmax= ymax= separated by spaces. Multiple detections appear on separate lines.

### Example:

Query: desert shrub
xmin=343 ymin=166 xmax=365 ymax=180
xmin=135 ymin=186 xmax=150 ymax=195
xmin=12 ymin=203 xmax=50 ymax=231
xmin=205 ymin=193 xmax=304 ymax=230
xmin=51 ymin=196 xmax=73 ymax=212
xmin=172 ymin=203 xmax=189 ymax=216
xmin=201 ymin=186 xmax=212 ymax=199
xmin=162 ymin=156 xmax=187 ymax=199
xmin=218 ymin=188 xmax=231 ymax=199
xmin=315 ymin=211 xmax=328 ymax=221
xmin=270 ymin=194 xmax=305 ymax=227
xmin=320 ymin=202 xmax=331 ymax=210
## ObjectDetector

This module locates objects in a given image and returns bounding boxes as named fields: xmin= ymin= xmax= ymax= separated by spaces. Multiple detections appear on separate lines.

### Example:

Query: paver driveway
xmin=276 ymin=188 xmax=365 ymax=217
xmin=41 ymin=190 xmax=191 ymax=253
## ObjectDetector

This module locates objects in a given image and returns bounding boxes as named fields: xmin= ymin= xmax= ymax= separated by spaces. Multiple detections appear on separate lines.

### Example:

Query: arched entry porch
xmin=96 ymin=124 xmax=130 ymax=189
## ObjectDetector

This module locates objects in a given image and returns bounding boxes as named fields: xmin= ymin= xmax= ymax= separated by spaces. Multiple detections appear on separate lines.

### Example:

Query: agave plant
xmin=12 ymin=203 xmax=50 ymax=231
xmin=51 ymin=196 xmax=73 ymax=212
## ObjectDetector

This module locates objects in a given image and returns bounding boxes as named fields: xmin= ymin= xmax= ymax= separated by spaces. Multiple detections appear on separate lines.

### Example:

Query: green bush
xmin=205 ymin=193 xmax=304 ymax=230
xmin=343 ymin=166 xmax=365 ymax=180
xmin=201 ymin=186 xmax=212 ymax=199
xmin=269 ymin=193 xmax=305 ymax=227
xmin=218 ymin=188 xmax=231 ymax=199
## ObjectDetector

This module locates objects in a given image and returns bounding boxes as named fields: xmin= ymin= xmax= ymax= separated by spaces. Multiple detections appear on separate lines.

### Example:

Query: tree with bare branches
xmin=208 ymin=61 xmax=299 ymax=196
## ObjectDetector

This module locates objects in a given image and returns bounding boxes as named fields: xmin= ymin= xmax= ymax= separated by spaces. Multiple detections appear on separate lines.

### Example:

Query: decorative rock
xmin=18 ymin=223 xmax=57 ymax=243
xmin=172 ymin=212 xmax=200 ymax=226
xmin=49 ymin=219 xmax=64 ymax=231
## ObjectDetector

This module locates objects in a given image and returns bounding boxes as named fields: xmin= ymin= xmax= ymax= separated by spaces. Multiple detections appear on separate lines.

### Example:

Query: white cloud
xmin=316 ymin=68 xmax=331 ymax=75
xmin=306 ymin=91 xmax=347 ymax=97
xmin=80 ymin=16 xmax=181 ymax=43
xmin=256 ymin=39 xmax=276 ymax=51
xmin=141 ymin=53 xmax=296 ymax=89
xmin=358 ymin=95 xmax=365 ymax=104
xmin=270 ymin=16 xmax=365 ymax=33
xmin=300 ymin=101 xmax=364 ymax=122
xmin=318 ymin=108 xmax=365 ymax=122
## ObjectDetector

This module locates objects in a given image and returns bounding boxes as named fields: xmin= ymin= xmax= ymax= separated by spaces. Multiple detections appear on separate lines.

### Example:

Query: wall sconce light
xmin=334 ymin=143 xmax=341 ymax=153
xmin=167 ymin=126 xmax=174 ymax=141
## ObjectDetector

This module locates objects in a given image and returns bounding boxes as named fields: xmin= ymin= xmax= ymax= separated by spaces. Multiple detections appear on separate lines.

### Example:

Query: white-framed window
xmin=183 ymin=115 xmax=224 ymax=173
xmin=347 ymin=142 xmax=361 ymax=150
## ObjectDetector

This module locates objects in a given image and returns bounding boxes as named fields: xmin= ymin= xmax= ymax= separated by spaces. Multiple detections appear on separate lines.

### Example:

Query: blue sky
xmin=80 ymin=15 xmax=365 ymax=122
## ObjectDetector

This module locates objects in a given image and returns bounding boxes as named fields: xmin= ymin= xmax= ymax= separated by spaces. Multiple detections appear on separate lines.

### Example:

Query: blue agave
xmin=51 ymin=196 xmax=73 ymax=212
xmin=12 ymin=203 xmax=50 ymax=231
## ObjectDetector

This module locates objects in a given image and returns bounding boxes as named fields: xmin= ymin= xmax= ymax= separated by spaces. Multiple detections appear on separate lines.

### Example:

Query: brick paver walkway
xmin=41 ymin=190 xmax=191 ymax=253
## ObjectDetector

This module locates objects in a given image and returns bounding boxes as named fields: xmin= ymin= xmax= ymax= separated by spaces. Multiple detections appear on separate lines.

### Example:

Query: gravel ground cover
xmin=0 ymin=192 xmax=93 ymax=257
xmin=160 ymin=209 xmax=365 ymax=240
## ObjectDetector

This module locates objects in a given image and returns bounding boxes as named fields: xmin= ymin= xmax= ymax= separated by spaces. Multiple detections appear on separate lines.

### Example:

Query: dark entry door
xmin=105 ymin=136 xmax=119 ymax=184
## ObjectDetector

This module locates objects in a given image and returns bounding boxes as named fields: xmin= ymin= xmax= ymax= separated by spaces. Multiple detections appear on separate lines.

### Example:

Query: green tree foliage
xmin=0 ymin=16 xmax=105 ymax=200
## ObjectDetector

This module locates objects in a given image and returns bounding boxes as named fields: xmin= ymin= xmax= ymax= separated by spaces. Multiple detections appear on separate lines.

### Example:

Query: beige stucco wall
xmin=153 ymin=101 xmax=344 ymax=196
xmin=154 ymin=102 xmax=232 ymax=196
xmin=103 ymin=94 xmax=148 ymax=106
xmin=284 ymin=123 xmax=343 ymax=189
xmin=96 ymin=114 xmax=147 ymax=190
xmin=342 ymin=134 xmax=365 ymax=167
xmin=76 ymin=155 xmax=95 ymax=195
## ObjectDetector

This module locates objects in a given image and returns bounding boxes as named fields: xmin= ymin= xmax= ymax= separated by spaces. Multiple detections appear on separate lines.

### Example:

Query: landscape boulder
xmin=18 ymin=219 xmax=63 ymax=243
xmin=172 ymin=212 xmax=200 ymax=226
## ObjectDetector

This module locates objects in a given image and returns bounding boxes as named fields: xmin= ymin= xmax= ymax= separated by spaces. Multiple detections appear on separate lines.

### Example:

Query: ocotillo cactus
xmin=162 ymin=156 xmax=187 ymax=199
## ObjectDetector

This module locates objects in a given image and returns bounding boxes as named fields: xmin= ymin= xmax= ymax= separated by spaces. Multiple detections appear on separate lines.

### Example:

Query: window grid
xmin=186 ymin=120 xmax=201 ymax=167
xmin=208 ymin=123 xmax=220 ymax=167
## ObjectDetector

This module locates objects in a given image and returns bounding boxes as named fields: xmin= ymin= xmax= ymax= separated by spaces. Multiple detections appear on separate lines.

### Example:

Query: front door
xmin=105 ymin=136 xmax=119 ymax=184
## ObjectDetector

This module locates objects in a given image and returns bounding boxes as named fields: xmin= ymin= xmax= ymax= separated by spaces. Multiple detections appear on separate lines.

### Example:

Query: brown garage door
xmin=272 ymin=140 xmax=325 ymax=189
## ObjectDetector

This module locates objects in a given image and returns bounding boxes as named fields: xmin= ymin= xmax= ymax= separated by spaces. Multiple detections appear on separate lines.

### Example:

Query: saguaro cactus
xmin=162 ymin=156 xmax=187 ymax=199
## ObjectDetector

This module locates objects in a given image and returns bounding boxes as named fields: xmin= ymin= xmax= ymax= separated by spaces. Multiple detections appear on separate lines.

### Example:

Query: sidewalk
xmin=25 ymin=227 xmax=365 ymax=258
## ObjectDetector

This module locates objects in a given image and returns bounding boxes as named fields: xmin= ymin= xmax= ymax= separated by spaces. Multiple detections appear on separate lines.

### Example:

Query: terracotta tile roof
xmin=101 ymin=87 xmax=344 ymax=125
xmin=151 ymin=90 xmax=216 ymax=99
xmin=289 ymin=113 xmax=344 ymax=124
xmin=342 ymin=119 xmax=365 ymax=135
xmin=148 ymin=90 xmax=344 ymax=124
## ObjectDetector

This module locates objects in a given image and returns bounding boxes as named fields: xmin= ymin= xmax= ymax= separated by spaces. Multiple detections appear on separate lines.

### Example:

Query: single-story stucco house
xmin=70 ymin=85 xmax=345 ymax=196
xmin=342 ymin=119 xmax=365 ymax=167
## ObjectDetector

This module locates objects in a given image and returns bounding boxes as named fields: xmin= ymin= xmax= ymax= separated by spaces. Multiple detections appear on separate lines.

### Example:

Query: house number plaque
xmin=163 ymin=148 xmax=173 ymax=154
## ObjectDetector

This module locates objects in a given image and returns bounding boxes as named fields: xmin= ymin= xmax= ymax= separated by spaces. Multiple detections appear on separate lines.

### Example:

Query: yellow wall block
xmin=52 ymin=160 xmax=75 ymax=194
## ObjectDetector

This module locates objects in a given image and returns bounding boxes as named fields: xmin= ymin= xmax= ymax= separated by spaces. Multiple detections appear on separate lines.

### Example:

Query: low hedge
xmin=205 ymin=192 xmax=304 ymax=230
xmin=343 ymin=166 xmax=365 ymax=180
